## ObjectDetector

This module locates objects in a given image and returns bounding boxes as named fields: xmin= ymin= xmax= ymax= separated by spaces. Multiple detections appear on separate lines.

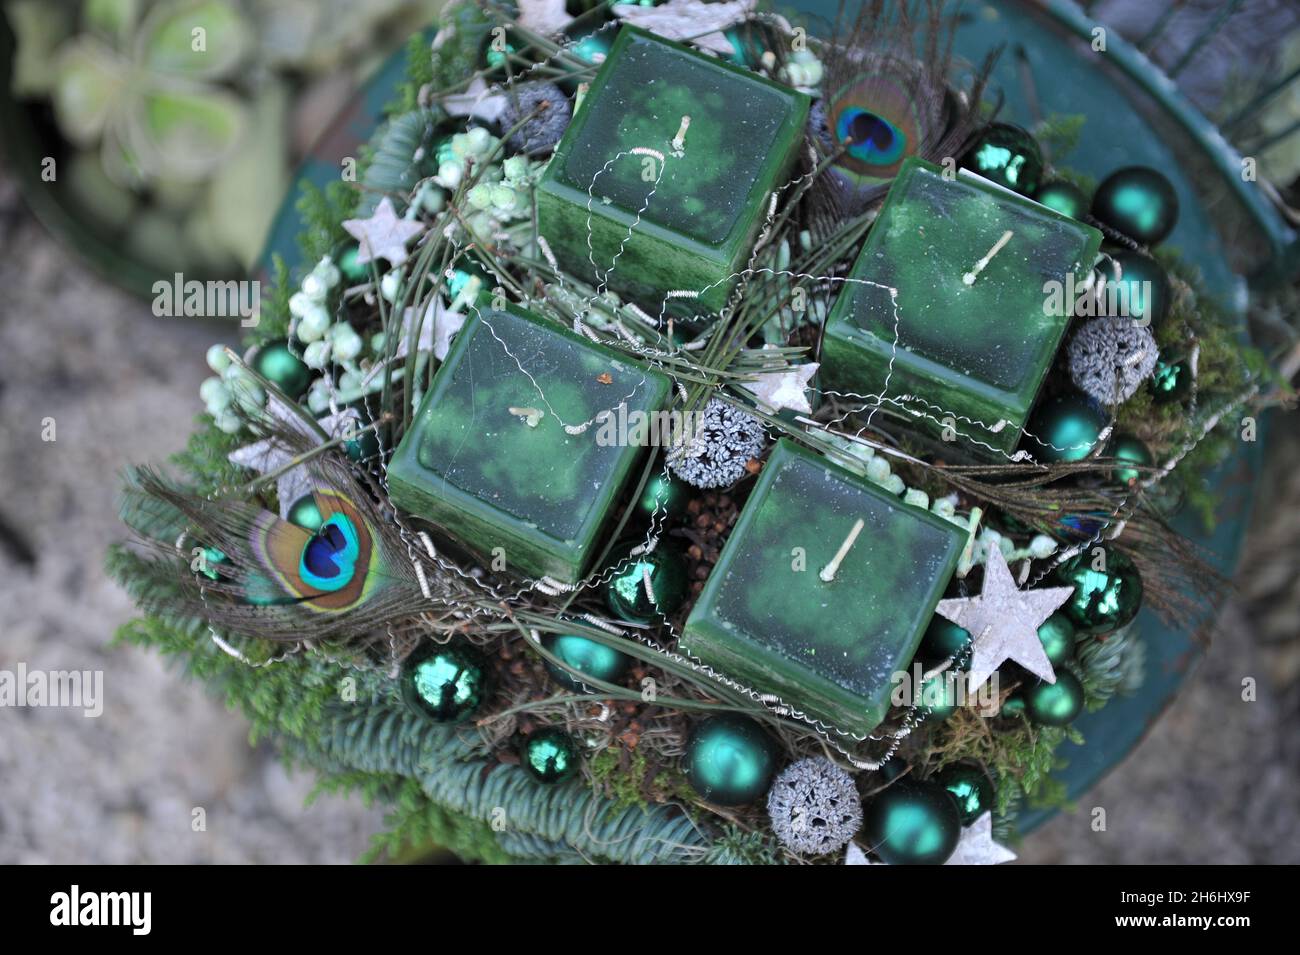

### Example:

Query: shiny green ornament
xmin=566 ymin=30 xmax=612 ymax=65
xmin=1092 ymin=166 xmax=1179 ymax=246
xmin=1150 ymin=358 xmax=1193 ymax=404
xmin=252 ymin=342 xmax=311 ymax=400
xmin=287 ymin=493 xmax=324 ymax=531
xmin=919 ymin=672 xmax=959 ymax=722
xmin=603 ymin=540 xmax=688 ymax=623
xmin=1034 ymin=180 xmax=1089 ymax=219
xmin=637 ymin=473 xmax=689 ymax=520
xmin=1109 ymin=434 xmax=1153 ymax=486
xmin=339 ymin=245 xmax=367 ymax=281
xmin=919 ymin=615 xmax=971 ymax=664
xmin=197 ymin=546 xmax=229 ymax=581
xmin=683 ymin=714 xmax=779 ymax=806
xmin=1024 ymin=393 xmax=1107 ymax=463
xmin=1053 ymin=549 xmax=1144 ymax=634
xmin=862 ymin=781 xmax=962 ymax=865
xmin=960 ymin=123 xmax=1043 ymax=194
xmin=1023 ymin=670 xmax=1085 ymax=726
xmin=1000 ymin=695 xmax=1026 ymax=718
xmin=1098 ymin=250 xmax=1171 ymax=327
xmin=936 ymin=764 xmax=994 ymax=826
xmin=521 ymin=727 xmax=580 ymax=784
xmin=401 ymin=644 xmax=490 ymax=723
xmin=1036 ymin=611 xmax=1076 ymax=667
xmin=542 ymin=632 xmax=632 ymax=692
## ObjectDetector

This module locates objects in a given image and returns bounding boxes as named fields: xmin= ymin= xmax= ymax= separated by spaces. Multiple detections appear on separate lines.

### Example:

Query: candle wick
xmin=962 ymin=230 xmax=1014 ymax=286
xmin=819 ymin=518 xmax=866 ymax=583
xmin=672 ymin=115 xmax=691 ymax=154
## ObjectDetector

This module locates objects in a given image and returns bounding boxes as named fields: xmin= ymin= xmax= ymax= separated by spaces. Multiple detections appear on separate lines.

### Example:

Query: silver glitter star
xmin=612 ymin=0 xmax=756 ymax=56
xmin=739 ymin=351 xmax=819 ymax=414
xmin=517 ymin=0 xmax=575 ymax=36
xmin=935 ymin=546 xmax=1073 ymax=692
xmin=442 ymin=76 xmax=508 ymax=124
xmin=342 ymin=196 xmax=424 ymax=267
xmin=843 ymin=843 xmax=875 ymax=865
xmin=945 ymin=813 xmax=1017 ymax=865
xmin=361 ymin=297 xmax=465 ymax=387
xmin=227 ymin=402 xmax=359 ymax=518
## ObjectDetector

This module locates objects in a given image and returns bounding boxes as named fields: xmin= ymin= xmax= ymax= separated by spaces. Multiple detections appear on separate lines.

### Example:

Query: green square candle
xmin=821 ymin=157 xmax=1102 ymax=456
xmin=680 ymin=439 xmax=965 ymax=737
xmin=536 ymin=27 xmax=810 ymax=314
xmin=387 ymin=304 xmax=671 ymax=584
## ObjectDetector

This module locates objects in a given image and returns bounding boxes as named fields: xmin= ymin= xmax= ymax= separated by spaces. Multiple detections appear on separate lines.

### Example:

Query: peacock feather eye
xmin=836 ymin=108 xmax=907 ymax=167
xmin=824 ymin=71 xmax=923 ymax=185
xmin=298 ymin=514 xmax=361 ymax=592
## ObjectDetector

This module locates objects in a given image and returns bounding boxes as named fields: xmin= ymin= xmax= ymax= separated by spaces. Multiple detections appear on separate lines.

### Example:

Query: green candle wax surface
xmin=537 ymin=27 xmax=809 ymax=314
xmin=822 ymin=157 xmax=1102 ymax=456
xmin=387 ymin=304 xmax=671 ymax=584
xmin=681 ymin=439 xmax=966 ymax=737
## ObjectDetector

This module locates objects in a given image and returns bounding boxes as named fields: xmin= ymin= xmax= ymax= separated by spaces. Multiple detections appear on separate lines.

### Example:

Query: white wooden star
xmin=739 ymin=356 xmax=819 ymax=415
xmin=342 ymin=196 xmax=424 ymax=267
xmin=442 ymin=76 xmax=509 ymax=125
xmin=945 ymin=813 xmax=1017 ymax=865
xmin=517 ymin=0 xmax=575 ymax=36
xmin=227 ymin=402 xmax=360 ymax=519
xmin=612 ymin=0 xmax=756 ymax=56
xmin=935 ymin=546 xmax=1074 ymax=693
xmin=362 ymin=296 xmax=466 ymax=386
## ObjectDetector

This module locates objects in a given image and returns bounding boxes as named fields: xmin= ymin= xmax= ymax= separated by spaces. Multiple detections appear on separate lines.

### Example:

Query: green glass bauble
xmin=1091 ymin=166 xmax=1179 ymax=246
xmin=919 ymin=672 xmax=959 ymax=722
xmin=1053 ymin=549 xmax=1144 ymax=634
xmin=960 ymin=123 xmax=1043 ymax=194
xmin=198 ymin=546 xmax=229 ymax=581
xmin=637 ymin=473 xmax=689 ymax=520
xmin=252 ymin=342 xmax=311 ymax=400
xmin=1023 ymin=670 xmax=1085 ymax=726
xmin=1024 ymin=393 xmax=1107 ymax=463
xmin=338 ymin=244 xmax=367 ymax=281
xmin=1000 ymin=695 xmax=1026 ymax=718
xmin=565 ymin=28 xmax=612 ymax=65
xmin=936 ymin=764 xmax=995 ymax=826
xmin=1150 ymin=358 xmax=1193 ymax=404
xmin=603 ymin=541 xmax=687 ymax=623
xmin=1108 ymin=434 xmax=1153 ymax=486
xmin=1098 ymin=250 xmax=1171 ymax=328
xmin=401 ymin=644 xmax=490 ymax=723
xmin=287 ymin=493 xmax=324 ymax=531
xmin=521 ymin=727 xmax=580 ymax=784
xmin=1036 ymin=611 xmax=1076 ymax=667
xmin=542 ymin=632 xmax=632 ymax=692
xmin=683 ymin=715 xmax=778 ymax=806
xmin=862 ymin=781 xmax=962 ymax=865
xmin=1034 ymin=180 xmax=1089 ymax=219
xmin=920 ymin=615 xmax=972 ymax=664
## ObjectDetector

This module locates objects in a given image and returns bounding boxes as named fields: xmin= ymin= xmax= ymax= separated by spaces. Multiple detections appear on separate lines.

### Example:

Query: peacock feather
xmin=808 ymin=0 xmax=998 ymax=221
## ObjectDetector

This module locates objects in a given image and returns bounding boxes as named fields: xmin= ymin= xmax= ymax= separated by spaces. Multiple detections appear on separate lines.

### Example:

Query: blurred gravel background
xmin=1 ymin=0 xmax=1298 ymax=864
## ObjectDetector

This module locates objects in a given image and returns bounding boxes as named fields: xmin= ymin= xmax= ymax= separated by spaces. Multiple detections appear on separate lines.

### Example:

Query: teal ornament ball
xmin=862 ymin=781 xmax=962 ymax=865
xmin=253 ymin=342 xmax=311 ymax=400
xmin=1036 ymin=611 xmax=1076 ymax=667
xmin=542 ymin=632 xmax=631 ymax=692
xmin=919 ymin=672 xmax=960 ymax=722
xmin=1034 ymin=180 xmax=1089 ymax=219
xmin=604 ymin=541 xmax=687 ymax=623
xmin=402 ymin=644 xmax=490 ymax=723
xmin=961 ymin=123 xmax=1043 ymax=194
xmin=638 ymin=473 xmax=690 ymax=520
xmin=521 ymin=727 xmax=580 ymax=784
xmin=1024 ymin=394 xmax=1107 ymax=463
xmin=1053 ymin=549 xmax=1144 ymax=634
xmin=1092 ymin=166 xmax=1179 ymax=246
xmin=920 ymin=615 xmax=971 ymax=664
xmin=1109 ymin=434 xmax=1153 ymax=485
xmin=287 ymin=493 xmax=324 ymax=531
xmin=1150 ymin=358 xmax=1193 ymax=404
xmin=339 ymin=246 xmax=366 ymax=281
xmin=936 ymin=764 xmax=995 ymax=826
xmin=683 ymin=715 xmax=779 ymax=806
xmin=1098 ymin=250 xmax=1172 ymax=328
xmin=1000 ymin=695 xmax=1026 ymax=718
xmin=1023 ymin=670 xmax=1085 ymax=726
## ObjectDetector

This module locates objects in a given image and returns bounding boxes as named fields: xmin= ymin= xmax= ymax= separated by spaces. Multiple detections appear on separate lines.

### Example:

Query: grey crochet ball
xmin=667 ymin=398 xmax=766 ymax=489
xmin=500 ymin=82 xmax=572 ymax=154
xmin=766 ymin=757 xmax=863 ymax=856
xmin=1067 ymin=317 xmax=1158 ymax=405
